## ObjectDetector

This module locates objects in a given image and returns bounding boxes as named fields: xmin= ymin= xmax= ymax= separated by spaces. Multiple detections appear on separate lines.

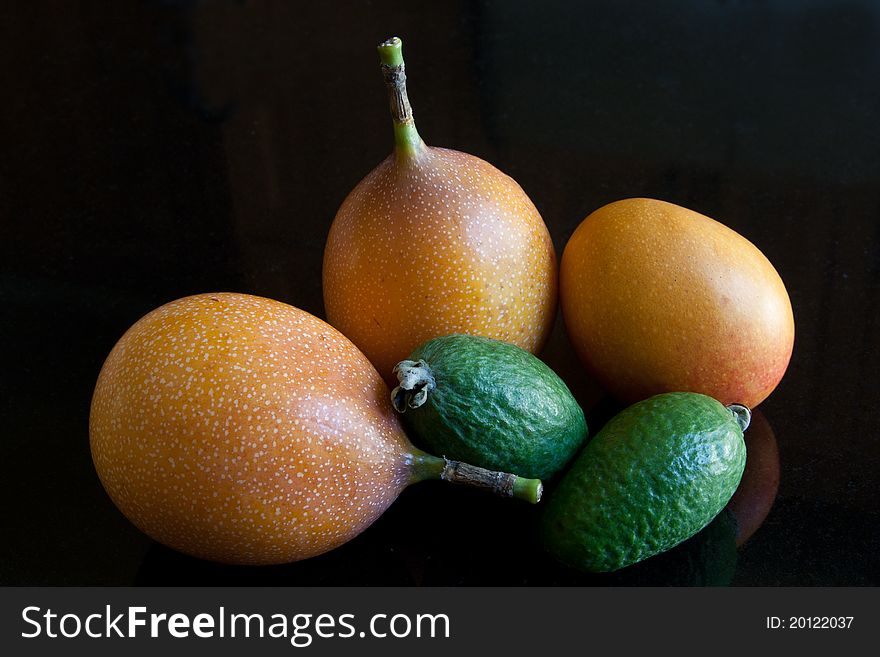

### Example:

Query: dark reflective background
xmin=2 ymin=0 xmax=878 ymax=585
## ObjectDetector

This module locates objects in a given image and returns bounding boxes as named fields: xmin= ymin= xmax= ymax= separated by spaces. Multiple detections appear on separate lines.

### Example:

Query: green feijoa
xmin=541 ymin=392 xmax=748 ymax=573
xmin=391 ymin=334 xmax=587 ymax=481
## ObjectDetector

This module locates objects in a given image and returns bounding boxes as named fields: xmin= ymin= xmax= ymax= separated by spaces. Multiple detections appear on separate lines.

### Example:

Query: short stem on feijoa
xmin=377 ymin=36 xmax=425 ymax=160
xmin=727 ymin=403 xmax=752 ymax=432
xmin=391 ymin=359 xmax=436 ymax=412
xmin=408 ymin=450 xmax=543 ymax=504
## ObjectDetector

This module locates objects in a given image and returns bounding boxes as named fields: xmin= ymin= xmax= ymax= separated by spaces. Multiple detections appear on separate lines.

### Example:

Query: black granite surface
xmin=1 ymin=0 xmax=878 ymax=585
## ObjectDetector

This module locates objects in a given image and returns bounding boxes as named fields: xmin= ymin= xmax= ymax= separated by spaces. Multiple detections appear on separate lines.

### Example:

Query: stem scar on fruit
xmin=727 ymin=404 xmax=752 ymax=432
xmin=391 ymin=359 xmax=436 ymax=412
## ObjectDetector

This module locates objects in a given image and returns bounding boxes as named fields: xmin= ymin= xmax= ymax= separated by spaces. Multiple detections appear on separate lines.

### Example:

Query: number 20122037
xmin=766 ymin=617 xmax=854 ymax=629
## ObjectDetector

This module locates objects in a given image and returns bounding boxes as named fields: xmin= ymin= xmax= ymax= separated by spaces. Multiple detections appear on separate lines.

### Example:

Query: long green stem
xmin=377 ymin=36 xmax=425 ymax=159
xmin=408 ymin=449 xmax=543 ymax=504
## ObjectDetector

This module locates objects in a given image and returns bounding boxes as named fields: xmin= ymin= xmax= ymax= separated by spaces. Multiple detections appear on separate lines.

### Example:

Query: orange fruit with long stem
xmin=323 ymin=37 xmax=557 ymax=383
xmin=89 ymin=293 xmax=541 ymax=565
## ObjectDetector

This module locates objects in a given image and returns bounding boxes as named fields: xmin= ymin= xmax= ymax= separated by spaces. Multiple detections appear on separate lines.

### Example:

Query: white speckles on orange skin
xmin=90 ymin=293 xmax=414 ymax=565
xmin=323 ymin=146 xmax=557 ymax=383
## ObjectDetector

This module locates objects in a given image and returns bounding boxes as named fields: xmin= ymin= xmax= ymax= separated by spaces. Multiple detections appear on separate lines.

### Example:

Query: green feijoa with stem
xmin=391 ymin=334 xmax=588 ymax=481
xmin=542 ymin=392 xmax=749 ymax=573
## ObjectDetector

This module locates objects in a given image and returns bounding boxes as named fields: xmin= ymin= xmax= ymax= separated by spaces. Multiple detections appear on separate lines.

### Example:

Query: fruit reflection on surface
xmin=134 ymin=466 xmax=741 ymax=586
xmin=391 ymin=334 xmax=587 ymax=480
xmin=584 ymin=509 xmax=739 ymax=587
xmin=90 ymin=293 xmax=541 ymax=566
xmin=726 ymin=409 xmax=780 ymax=546
xmin=560 ymin=198 xmax=795 ymax=408
xmin=542 ymin=392 xmax=748 ymax=573
xmin=323 ymin=37 xmax=557 ymax=383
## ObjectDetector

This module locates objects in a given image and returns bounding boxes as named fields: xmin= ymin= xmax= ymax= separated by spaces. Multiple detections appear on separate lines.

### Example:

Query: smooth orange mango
xmin=560 ymin=198 xmax=794 ymax=408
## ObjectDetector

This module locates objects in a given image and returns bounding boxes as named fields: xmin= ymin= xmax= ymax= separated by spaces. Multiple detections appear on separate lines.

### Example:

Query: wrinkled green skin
xmin=402 ymin=334 xmax=588 ymax=480
xmin=605 ymin=509 xmax=739 ymax=586
xmin=542 ymin=392 xmax=746 ymax=573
